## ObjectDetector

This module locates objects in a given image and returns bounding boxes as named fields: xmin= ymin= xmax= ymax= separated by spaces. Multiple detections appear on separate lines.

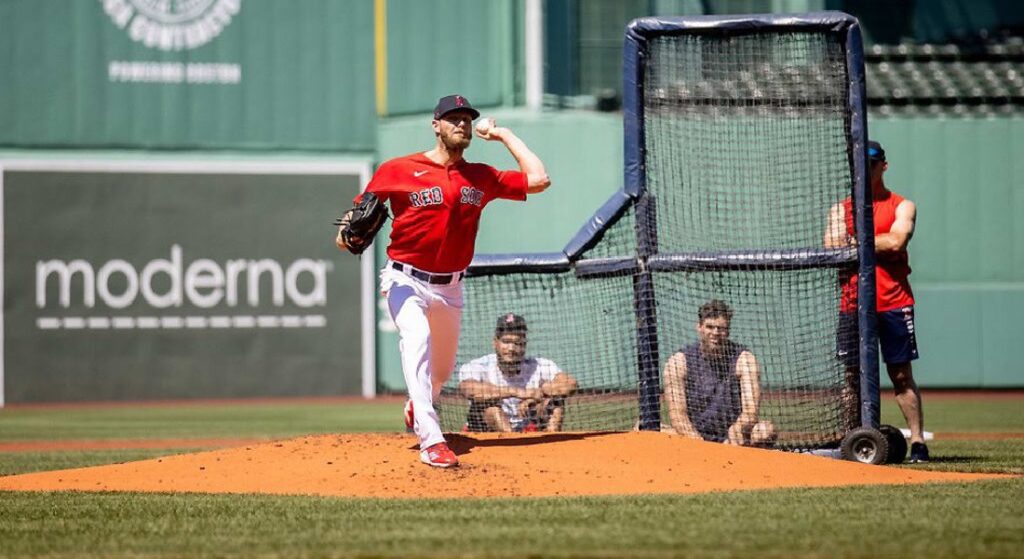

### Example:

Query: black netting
xmin=654 ymin=270 xmax=851 ymax=448
xmin=645 ymin=32 xmax=852 ymax=252
xmin=641 ymin=30 xmax=857 ymax=448
xmin=437 ymin=272 xmax=640 ymax=432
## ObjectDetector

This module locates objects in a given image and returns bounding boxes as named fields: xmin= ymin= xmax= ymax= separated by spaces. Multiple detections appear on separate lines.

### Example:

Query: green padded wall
xmin=870 ymin=116 xmax=1024 ymax=387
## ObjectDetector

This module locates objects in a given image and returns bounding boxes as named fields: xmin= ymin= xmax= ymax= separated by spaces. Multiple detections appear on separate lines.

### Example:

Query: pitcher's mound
xmin=0 ymin=432 xmax=1003 ymax=498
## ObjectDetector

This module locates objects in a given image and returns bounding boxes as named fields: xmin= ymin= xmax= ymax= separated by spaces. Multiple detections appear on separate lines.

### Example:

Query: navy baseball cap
xmin=433 ymin=94 xmax=480 ymax=120
xmin=867 ymin=140 xmax=886 ymax=162
xmin=495 ymin=313 xmax=527 ymax=337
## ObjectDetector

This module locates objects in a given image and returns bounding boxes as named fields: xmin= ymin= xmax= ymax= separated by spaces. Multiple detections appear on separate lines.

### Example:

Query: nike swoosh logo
xmin=413 ymin=170 xmax=428 ymax=177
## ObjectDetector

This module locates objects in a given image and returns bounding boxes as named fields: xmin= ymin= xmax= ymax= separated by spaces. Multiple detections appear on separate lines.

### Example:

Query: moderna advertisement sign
xmin=0 ymin=159 xmax=372 ymax=404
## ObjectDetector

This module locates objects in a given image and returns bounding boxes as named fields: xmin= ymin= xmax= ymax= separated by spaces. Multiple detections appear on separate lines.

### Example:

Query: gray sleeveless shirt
xmin=681 ymin=341 xmax=746 ymax=442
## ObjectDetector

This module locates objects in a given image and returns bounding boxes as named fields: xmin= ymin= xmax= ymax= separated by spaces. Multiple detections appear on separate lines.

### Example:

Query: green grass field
xmin=1 ymin=395 xmax=1022 ymax=558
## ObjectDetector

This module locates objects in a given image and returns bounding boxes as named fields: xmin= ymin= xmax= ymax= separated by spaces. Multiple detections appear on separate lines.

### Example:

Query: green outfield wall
xmin=0 ymin=0 xmax=529 ymax=149
xmin=0 ymin=0 xmax=376 ymax=151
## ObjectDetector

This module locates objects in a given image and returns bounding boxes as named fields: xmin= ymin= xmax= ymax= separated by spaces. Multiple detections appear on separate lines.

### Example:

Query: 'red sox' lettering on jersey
xmin=409 ymin=186 xmax=443 ymax=208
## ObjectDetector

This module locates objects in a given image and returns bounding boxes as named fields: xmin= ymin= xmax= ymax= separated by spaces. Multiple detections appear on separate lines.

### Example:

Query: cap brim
xmin=436 ymin=107 xmax=480 ymax=120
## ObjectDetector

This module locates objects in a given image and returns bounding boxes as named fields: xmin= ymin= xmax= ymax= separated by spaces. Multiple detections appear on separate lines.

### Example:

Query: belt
xmin=390 ymin=261 xmax=464 ymax=285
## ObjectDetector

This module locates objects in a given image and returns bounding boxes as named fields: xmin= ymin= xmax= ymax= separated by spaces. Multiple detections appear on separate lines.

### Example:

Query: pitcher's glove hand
xmin=334 ymin=192 xmax=388 ymax=255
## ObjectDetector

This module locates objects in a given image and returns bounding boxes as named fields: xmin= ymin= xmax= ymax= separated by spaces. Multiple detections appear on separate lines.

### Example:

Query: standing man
xmin=825 ymin=140 xmax=928 ymax=463
xmin=336 ymin=94 xmax=550 ymax=468
xmin=662 ymin=300 xmax=776 ymax=446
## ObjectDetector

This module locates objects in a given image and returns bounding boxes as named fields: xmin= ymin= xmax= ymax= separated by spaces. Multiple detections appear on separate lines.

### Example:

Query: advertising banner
xmin=0 ymin=159 xmax=371 ymax=403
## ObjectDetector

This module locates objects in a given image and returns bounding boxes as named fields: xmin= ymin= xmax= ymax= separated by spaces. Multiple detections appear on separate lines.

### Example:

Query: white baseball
xmin=475 ymin=117 xmax=495 ymax=136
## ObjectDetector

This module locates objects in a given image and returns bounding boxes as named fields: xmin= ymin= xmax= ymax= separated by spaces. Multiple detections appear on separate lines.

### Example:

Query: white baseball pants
xmin=380 ymin=262 xmax=463 ymax=450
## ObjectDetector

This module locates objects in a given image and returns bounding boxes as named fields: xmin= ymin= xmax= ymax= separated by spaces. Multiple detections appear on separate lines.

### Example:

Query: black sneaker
xmin=909 ymin=442 xmax=930 ymax=463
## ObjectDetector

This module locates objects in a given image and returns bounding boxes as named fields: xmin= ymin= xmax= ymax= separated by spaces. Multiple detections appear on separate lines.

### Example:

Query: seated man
xmin=458 ymin=313 xmax=578 ymax=432
xmin=663 ymin=300 xmax=776 ymax=446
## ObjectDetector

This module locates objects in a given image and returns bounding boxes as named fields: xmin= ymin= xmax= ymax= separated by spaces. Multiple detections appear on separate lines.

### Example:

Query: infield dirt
xmin=0 ymin=432 xmax=1006 ymax=498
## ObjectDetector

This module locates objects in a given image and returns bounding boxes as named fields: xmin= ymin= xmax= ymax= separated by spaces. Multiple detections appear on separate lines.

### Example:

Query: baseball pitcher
xmin=335 ymin=94 xmax=551 ymax=467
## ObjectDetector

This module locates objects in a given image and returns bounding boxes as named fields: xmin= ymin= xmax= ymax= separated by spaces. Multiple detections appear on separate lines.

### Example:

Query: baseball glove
xmin=334 ymin=192 xmax=388 ymax=255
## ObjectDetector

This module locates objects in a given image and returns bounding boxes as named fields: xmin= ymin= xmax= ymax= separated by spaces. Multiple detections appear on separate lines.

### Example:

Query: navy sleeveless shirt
xmin=681 ymin=341 xmax=746 ymax=442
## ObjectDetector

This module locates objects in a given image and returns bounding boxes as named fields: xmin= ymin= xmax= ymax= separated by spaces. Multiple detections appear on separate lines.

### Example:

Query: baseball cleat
xmin=909 ymin=442 xmax=930 ymax=463
xmin=420 ymin=442 xmax=459 ymax=468
xmin=403 ymin=399 xmax=414 ymax=431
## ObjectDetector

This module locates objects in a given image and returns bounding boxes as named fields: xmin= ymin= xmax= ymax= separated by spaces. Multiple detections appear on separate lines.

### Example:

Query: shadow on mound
xmin=407 ymin=432 xmax=619 ymax=454
xmin=442 ymin=432 xmax=619 ymax=455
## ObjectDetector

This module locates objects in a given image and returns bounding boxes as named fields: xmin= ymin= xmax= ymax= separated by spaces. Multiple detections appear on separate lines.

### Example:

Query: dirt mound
xmin=0 ymin=432 xmax=1004 ymax=498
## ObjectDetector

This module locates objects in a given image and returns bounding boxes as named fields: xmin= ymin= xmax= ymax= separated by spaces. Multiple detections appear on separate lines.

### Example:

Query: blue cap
xmin=433 ymin=94 xmax=480 ymax=120
xmin=867 ymin=140 xmax=886 ymax=162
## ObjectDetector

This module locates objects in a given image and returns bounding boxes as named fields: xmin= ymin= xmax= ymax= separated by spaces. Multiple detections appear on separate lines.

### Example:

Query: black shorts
xmin=837 ymin=307 xmax=920 ymax=367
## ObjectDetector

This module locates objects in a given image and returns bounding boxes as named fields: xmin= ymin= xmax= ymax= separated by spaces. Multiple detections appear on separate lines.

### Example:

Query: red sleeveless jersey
xmin=359 ymin=153 xmax=528 ymax=273
xmin=840 ymin=190 xmax=915 ymax=313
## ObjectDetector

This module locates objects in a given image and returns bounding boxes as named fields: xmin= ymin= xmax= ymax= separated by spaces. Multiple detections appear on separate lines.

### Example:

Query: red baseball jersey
xmin=840 ymin=190 xmax=915 ymax=313
xmin=358 ymin=152 xmax=528 ymax=272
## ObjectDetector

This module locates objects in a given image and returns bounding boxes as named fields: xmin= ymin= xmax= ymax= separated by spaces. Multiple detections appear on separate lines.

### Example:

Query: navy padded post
xmin=563 ymin=190 xmax=635 ymax=261
xmin=466 ymin=253 xmax=571 ymax=277
xmin=623 ymin=21 xmax=647 ymax=199
xmin=845 ymin=21 xmax=881 ymax=430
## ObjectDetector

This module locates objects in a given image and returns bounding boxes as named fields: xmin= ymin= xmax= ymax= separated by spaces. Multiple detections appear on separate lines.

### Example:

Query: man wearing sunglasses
xmin=825 ymin=140 xmax=928 ymax=463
